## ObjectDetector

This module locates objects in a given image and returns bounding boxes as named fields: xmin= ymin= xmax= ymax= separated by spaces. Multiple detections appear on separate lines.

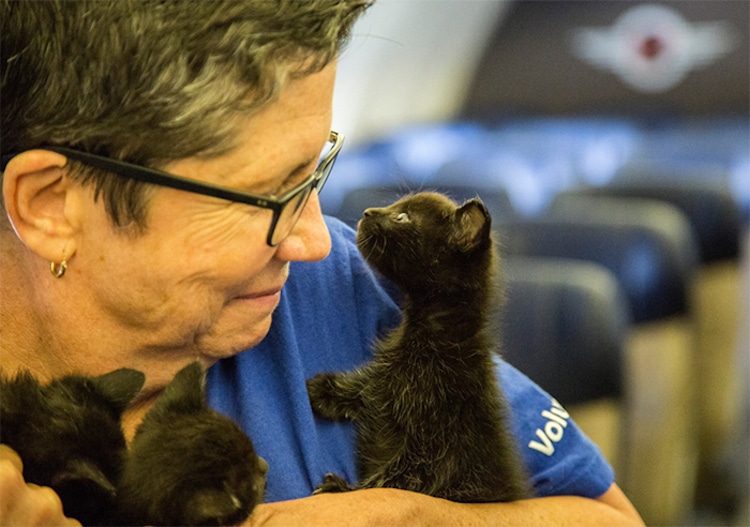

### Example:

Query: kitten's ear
xmin=91 ymin=368 xmax=146 ymax=413
xmin=450 ymin=199 xmax=491 ymax=252
xmin=155 ymin=362 xmax=206 ymax=412
xmin=52 ymin=458 xmax=117 ymax=499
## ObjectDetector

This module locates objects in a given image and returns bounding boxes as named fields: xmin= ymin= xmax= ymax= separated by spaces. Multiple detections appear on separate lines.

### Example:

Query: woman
xmin=0 ymin=1 xmax=643 ymax=525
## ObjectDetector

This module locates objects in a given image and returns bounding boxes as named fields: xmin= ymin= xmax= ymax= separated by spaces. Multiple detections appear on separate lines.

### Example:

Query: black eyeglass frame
xmin=1 ymin=130 xmax=343 ymax=246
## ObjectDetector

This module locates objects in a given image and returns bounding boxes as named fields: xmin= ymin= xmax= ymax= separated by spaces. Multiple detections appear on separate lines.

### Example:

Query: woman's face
xmin=70 ymin=64 xmax=336 ymax=386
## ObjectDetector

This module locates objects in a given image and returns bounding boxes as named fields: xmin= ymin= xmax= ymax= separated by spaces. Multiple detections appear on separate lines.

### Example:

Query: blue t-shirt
xmin=207 ymin=216 xmax=614 ymax=503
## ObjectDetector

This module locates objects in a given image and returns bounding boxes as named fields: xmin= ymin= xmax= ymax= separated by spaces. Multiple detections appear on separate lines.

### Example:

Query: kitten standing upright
xmin=0 ymin=368 xmax=145 ymax=525
xmin=307 ymin=192 xmax=531 ymax=502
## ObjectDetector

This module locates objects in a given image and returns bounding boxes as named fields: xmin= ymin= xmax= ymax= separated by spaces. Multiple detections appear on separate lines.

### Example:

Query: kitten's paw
xmin=313 ymin=473 xmax=353 ymax=494
xmin=306 ymin=373 xmax=350 ymax=420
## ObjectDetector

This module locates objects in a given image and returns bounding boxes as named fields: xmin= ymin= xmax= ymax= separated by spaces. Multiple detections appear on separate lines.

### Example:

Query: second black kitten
xmin=307 ymin=192 xmax=531 ymax=502
xmin=115 ymin=362 xmax=267 ymax=527
xmin=0 ymin=367 xmax=145 ymax=525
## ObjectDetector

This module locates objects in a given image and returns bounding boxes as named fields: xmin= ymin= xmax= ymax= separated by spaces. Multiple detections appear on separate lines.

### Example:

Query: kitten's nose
xmin=257 ymin=456 xmax=269 ymax=475
xmin=363 ymin=207 xmax=385 ymax=218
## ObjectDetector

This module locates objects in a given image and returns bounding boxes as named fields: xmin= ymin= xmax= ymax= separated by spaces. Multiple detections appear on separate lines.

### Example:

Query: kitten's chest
xmin=370 ymin=342 xmax=476 ymax=409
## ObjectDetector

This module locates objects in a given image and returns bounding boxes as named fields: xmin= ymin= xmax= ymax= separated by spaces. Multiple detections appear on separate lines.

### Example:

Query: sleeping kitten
xmin=307 ymin=192 xmax=531 ymax=502
xmin=0 ymin=368 xmax=145 ymax=525
xmin=115 ymin=362 xmax=267 ymax=527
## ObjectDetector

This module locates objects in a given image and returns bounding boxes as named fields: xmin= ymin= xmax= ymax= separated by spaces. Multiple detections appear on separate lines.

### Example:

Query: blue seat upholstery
xmin=565 ymin=176 xmax=742 ymax=263
xmin=498 ymin=196 xmax=699 ymax=324
xmin=501 ymin=257 xmax=629 ymax=406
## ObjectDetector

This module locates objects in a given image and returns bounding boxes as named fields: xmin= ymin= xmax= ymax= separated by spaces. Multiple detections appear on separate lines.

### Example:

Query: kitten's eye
xmin=394 ymin=212 xmax=410 ymax=223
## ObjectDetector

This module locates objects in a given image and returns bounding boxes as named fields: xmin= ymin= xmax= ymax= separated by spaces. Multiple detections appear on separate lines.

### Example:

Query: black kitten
xmin=307 ymin=192 xmax=531 ymax=502
xmin=115 ymin=362 xmax=267 ymax=527
xmin=0 ymin=368 xmax=145 ymax=525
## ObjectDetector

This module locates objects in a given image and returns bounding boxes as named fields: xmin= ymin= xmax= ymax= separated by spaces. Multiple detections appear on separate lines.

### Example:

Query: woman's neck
xmin=0 ymin=250 xmax=68 ymax=381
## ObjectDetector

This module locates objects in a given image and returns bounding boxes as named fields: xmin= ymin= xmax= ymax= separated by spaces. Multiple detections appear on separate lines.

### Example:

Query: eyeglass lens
xmin=269 ymin=147 xmax=336 ymax=245
xmin=272 ymin=184 xmax=313 ymax=245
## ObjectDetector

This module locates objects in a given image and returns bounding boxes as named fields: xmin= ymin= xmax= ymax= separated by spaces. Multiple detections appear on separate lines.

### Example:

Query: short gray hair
xmin=1 ymin=0 xmax=372 ymax=229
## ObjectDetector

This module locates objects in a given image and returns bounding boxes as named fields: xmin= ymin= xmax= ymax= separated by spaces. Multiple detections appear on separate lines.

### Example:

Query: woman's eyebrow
xmin=283 ymin=155 xmax=318 ymax=182
xmin=289 ymin=155 xmax=317 ymax=177
xmin=265 ymin=155 xmax=317 ymax=195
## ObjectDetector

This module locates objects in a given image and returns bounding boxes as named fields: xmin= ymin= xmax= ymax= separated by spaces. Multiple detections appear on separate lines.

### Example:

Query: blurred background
xmin=329 ymin=1 xmax=749 ymax=526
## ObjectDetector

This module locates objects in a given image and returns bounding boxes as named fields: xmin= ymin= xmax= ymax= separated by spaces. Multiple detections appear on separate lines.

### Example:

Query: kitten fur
xmin=115 ymin=362 xmax=267 ymax=527
xmin=307 ymin=192 xmax=531 ymax=502
xmin=0 ymin=368 xmax=145 ymax=525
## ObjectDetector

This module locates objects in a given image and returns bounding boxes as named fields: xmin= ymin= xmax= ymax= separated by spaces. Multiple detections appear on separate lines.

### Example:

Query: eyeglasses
xmin=1 ymin=130 xmax=343 ymax=246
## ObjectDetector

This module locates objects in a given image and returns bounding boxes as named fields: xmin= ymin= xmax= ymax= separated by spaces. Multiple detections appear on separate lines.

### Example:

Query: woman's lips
xmin=243 ymin=288 xmax=282 ymax=299
xmin=233 ymin=286 xmax=283 ymax=306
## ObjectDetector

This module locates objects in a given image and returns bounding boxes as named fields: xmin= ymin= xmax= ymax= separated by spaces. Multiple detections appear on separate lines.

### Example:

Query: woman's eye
xmin=394 ymin=212 xmax=410 ymax=223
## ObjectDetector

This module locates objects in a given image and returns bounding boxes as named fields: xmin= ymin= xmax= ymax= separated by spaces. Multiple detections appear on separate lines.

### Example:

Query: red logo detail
xmin=639 ymin=36 xmax=663 ymax=60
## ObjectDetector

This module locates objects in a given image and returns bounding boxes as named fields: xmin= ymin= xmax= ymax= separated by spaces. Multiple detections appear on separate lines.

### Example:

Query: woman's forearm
xmin=246 ymin=483 xmax=644 ymax=527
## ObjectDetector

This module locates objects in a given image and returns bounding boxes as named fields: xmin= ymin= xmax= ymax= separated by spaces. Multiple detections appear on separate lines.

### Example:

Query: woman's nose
xmin=274 ymin=190 xmax=331 ymax=263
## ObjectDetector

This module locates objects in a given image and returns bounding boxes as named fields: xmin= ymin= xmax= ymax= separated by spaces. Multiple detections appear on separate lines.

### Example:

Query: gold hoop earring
xmin=50 ymin=260 xmax=68 ymax=278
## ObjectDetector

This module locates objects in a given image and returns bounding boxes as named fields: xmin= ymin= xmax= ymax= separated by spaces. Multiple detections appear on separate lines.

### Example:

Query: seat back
xmin=502 ymin=257 xmax=628 ymax=406
xmin=558 ymin=182 xmax=745 ymax=507
xmin=497 ymin=197 xmax=700 ymax=525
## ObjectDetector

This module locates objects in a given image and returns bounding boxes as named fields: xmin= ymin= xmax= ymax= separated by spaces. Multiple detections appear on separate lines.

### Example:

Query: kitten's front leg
xmin=306 ymin=371 xmax=366 ymax=421
xmin=312 ymin=473 xmax=354 ymax=494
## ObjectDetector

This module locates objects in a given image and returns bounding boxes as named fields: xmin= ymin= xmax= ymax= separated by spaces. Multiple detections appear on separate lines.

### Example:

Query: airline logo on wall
xmin=570 ymin=3 xmax=737 ymax=93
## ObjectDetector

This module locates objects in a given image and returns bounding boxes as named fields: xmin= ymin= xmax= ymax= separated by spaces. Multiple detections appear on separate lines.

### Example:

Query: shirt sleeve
xmin=497 ymin=358 xmax=616 ymax=499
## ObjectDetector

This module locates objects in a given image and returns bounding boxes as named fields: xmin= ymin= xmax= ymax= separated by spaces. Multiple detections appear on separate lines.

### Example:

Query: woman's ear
xmin=3 ymin=150 xmax=81 ymax=262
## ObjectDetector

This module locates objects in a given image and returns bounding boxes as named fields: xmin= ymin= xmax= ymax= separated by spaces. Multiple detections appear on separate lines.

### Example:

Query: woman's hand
xmin=0 ymin=445 xmax=82 ymax=527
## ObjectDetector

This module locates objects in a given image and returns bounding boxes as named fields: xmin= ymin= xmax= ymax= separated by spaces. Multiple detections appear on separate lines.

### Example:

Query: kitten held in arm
xmin=0 ymin=368 xmax=145 ymax=525
xmin=307 ymin=192 xmax=530 ymax=502
xmin=116 ymin=362 xmax=267 ymax=527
